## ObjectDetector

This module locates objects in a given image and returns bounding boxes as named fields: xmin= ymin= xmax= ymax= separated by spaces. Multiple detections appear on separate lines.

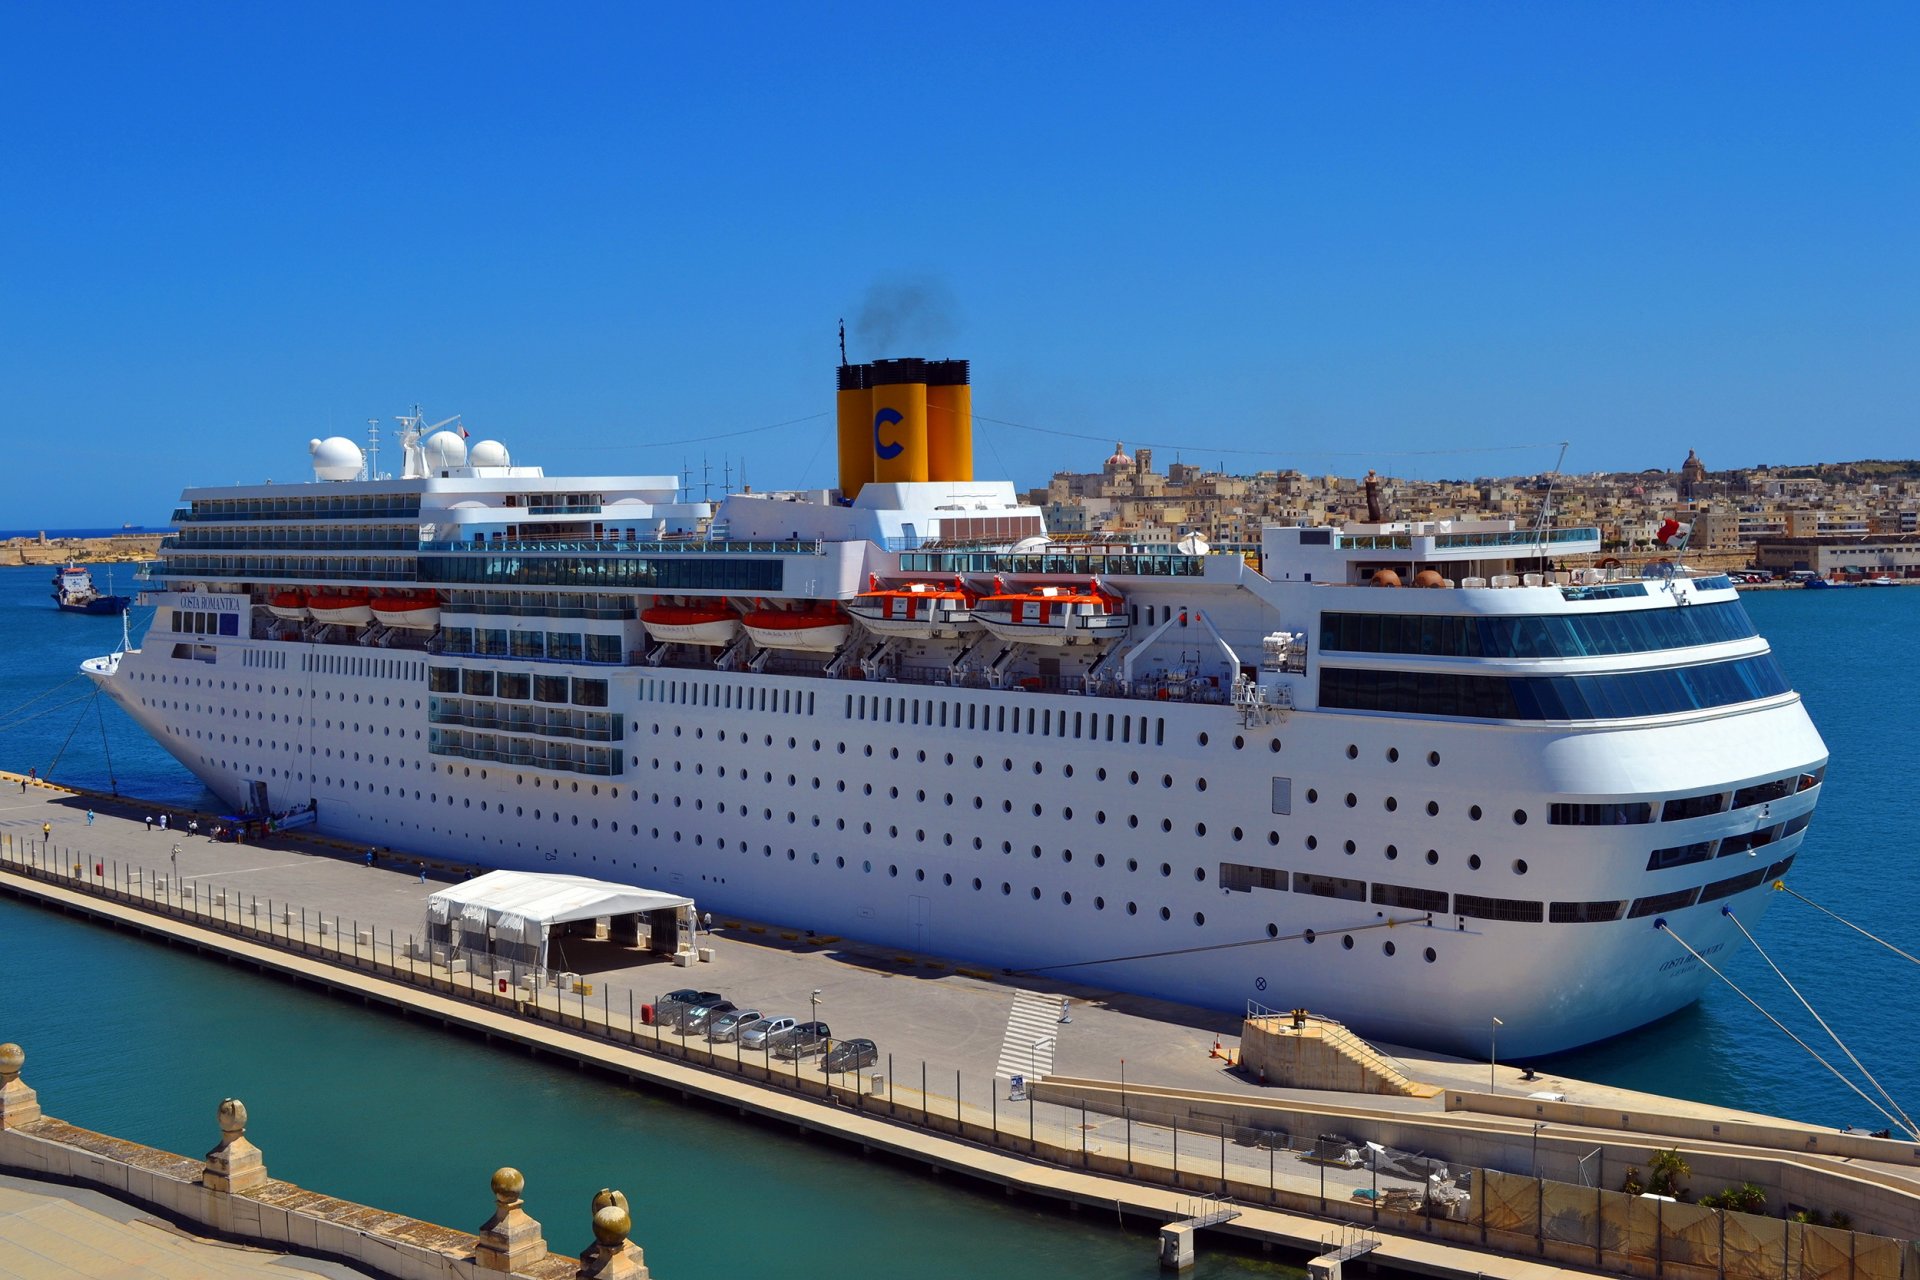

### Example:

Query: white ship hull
xmin=85 ymin=629 xmax=1825 ymax=1059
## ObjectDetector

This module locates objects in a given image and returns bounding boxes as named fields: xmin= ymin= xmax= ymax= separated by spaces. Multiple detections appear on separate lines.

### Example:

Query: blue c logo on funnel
xmin=873 ymin=407 xmax=904 ymax=460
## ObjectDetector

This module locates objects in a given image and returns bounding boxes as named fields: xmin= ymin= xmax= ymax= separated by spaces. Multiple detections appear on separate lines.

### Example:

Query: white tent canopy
xmin=425 ymin=870 xmax=694 ymax=977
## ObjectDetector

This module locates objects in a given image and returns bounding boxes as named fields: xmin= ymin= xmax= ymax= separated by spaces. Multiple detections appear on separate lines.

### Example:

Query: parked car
xmin=821 ymin=1038 xmax=878 ymax=1074
xmin=740 ymin=1015 xmax=796 ymax=1051
xmin=770 ymin=1020 xmax=831 ymax=1059
xmin=665 ymin=998 xmax=736 ymax=1034
xmin=705 ymin=1009 xmax=763 ymax=1043
xmin=653 ymin=989 xmax=721 ymax=1023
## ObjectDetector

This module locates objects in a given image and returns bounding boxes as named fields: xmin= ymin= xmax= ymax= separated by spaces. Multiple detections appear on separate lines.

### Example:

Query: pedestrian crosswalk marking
xmin=995 ymin=988 xmax=1061 ymax=1081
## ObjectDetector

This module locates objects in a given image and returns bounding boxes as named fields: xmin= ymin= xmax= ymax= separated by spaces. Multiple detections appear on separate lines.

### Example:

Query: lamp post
xmin=1532 ymin=1121 xmax=1545 ymax=1177
xmin=1490 ymin=1016 xmax=1503 ymax=1094
xmin=810 ymin=988 xmax=823 ymax=1065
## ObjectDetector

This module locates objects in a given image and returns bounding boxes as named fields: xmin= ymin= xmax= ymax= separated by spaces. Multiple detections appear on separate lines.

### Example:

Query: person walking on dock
xmin=159 ymin=813 xmax=168 ymax=832
xmin=42 ymin=822 xmax=51 ymax=843
xmin=144 ymin=815 xmax=153 ymax=831
xmin=86 ymin=810 xmax=94 ymax=826
xmin=417 ymin=862 xmax=427 ymax=884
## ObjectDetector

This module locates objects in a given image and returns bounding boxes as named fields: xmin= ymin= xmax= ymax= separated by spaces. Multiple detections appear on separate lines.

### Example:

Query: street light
xmin=1490 ymin=1017 xmax=1503 ymax=1094
xmin=810 ymin=989 xmax=824 ymax=1065
xmin=1532 ymin=1121 xmax=1546 ymax=1177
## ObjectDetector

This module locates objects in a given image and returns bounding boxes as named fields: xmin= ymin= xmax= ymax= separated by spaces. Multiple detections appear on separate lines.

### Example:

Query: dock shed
xmin=424 ymin=870 xmax=695 ymax=981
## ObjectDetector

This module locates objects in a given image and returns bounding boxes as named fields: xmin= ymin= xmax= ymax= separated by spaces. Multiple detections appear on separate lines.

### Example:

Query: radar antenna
xmin=365 ymin=418 xmax=381 ymax=480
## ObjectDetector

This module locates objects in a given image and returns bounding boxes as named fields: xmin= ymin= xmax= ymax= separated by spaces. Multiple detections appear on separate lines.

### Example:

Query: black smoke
xmin=853 ymin=274 xmax=959 ymax=354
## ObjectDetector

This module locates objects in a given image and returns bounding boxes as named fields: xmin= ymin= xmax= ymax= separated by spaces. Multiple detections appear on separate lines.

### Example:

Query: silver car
xmin=740 ymin=1015 xmax=796 ymax=1051
xmin=705 ymin=1009 xmax=763 ymax=1043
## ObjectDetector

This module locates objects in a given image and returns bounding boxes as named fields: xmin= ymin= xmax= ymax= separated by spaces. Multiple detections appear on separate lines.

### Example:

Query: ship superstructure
xmin=83 ymin=371 xmax=1828 ymax=1057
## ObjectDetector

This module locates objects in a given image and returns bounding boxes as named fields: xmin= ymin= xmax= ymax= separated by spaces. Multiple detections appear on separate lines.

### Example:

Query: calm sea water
xmin=1 ymin=564 xmax=1914 ymax=1269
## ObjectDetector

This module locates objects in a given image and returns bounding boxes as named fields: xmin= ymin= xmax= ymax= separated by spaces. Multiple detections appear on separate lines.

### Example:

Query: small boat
xmin=372 ymin=590 xmax=442 ymax=629
xmin=1859 ymin=576 xmax=1897 ymax=587
xmin=1802 ymin=577 xmax=1857 ymax=590
xmin=972 ymin=578 xmax=1129 ymax=647
xmin=641 ymin=601 xmax=740 ymax=646
xmin=847 ymin=577 xmax=979 ymax=639
xmin=50 ymin=564 xmax=131 ymax=615
xmin=742 ymin=602 xmax=853 ymax=652
xmin=308 ymin=590 xmax=374 ymax=625
xmin=267 ymin=589 xmax=311 ymax=621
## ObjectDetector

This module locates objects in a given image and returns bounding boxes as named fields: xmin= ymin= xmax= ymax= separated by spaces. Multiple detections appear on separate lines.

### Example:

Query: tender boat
xmin=847 ymin=578 xmax=978 ymax=638
xmin=641 ymin=601 xmax=740 ymax=646
xmin=972 ymin=579 xmax=1128 ymax=646
xmin=372 ymin=590 xmax=442 ymax=629
xmin=742 ymin=602 xmax=853 ymax=652
xmin=308 ymin=590 xmax=374 ymax=625
xmin=267 ymin=589 xmax=311 ymax=621
xmin=51 ymin=564 xmax=131 ymax=616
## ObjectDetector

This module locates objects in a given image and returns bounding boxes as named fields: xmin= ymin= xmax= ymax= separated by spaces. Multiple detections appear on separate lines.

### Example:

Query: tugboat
xmin=50 ymin=564 xmax=131 ymax=615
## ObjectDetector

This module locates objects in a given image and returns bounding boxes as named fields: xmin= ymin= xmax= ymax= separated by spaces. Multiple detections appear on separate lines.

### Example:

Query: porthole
xmin=1345 ymin=793 xmax=1357 ymax=808
xmin=1386 ymin=747 xmax=1399 ymax=763
xmin=1428 ymin=751 xmax=1440 ymax=766
xmin=1159 ymin=862 xmax=1172 ymax=877
xmin=1513 ymin=859 xmax=1529 ymax=875
xmin=1469 ymin=854 xmax=1482 ymax=870
xmin=1234 ymin=735 xmax=1244 ymax=750
xmin=1383 ymin=941 xmax=1396 ymax=956
xmin=1193 ymin=866 xmax=1206 ymax=882
xmin=1384 ymin=796 xmax=1397 ymax=812
xmin=1470 ymin=805 xmax=1483 ymax=821
xmin=1305 ymin=789 xmax=1318 ymax=804
xmin=1061 ymin=891 xmax=1072 ymax=904
xmin=1385 ymin=844 xmax=1398 ymax=860
xmin=1158 ymin=907 xmax=1171 ymax=921
xmin=1094 ymin=896 xmax=1105 ymax=910
xmin=1231 ymin=827 xmax=1243 ymax=842
xmin=1424 ymin=947 xmax=1437 ymax=963
xmin=1269 ymin=739 xmax=1281 ymax=753
xmin=1304 ymin=835 xmax=1317 ymax=850
xmin=1341 ymin=935 xmax=1354 ymax=950
xmin=1127 ymin=858 xmax=1140 ymax=872
xmin=1030 ymin=887 xmax=1041 ymax=900
xmin=1346 ymin=744 xmax=1358 ymax=759
xmin=1426 ymin=849 xmax=1439 ymax=866
xmin=1426 ymin=801 xmax=1439 ymax=817
xmin=1513 ymin=809 xmax=1528 ymax=825
xmin=1266 ymin=923 xmax=1279 ymax=938
xmin=1343 ymin=840 xmax=1356 ymax=854
xmin=1001 ymin=882 xmax=1012 ymax=896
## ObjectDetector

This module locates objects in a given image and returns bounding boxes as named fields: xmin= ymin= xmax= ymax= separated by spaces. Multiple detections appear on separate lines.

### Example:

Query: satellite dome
xmin=422 ymin=430 xmax=468 ymax=471
xmin=469 ymin=439 xmax=511 ymax=468
xmin=1175 ymin=534 xmax=1210 ymax=555
xmin=310 ymin=436 xmax=364 ymax=481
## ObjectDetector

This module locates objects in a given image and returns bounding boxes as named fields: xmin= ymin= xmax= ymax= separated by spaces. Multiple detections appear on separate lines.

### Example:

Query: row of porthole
xmin=1305 ymin=788 xmax=1524 ymax=826
xmin=1341 ymin=743 xmax=1443 ymax=768
xmin=1302 ymin=833 xmax=1528 ymax=876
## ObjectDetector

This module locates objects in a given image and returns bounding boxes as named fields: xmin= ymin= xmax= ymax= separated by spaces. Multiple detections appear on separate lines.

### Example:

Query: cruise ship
xmin=82 ymin=359 xmax=1829 ymax=1058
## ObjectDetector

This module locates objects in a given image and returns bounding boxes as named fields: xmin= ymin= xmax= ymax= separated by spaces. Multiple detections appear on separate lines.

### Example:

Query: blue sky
xmin=2 ymin=2 xmax=1914 ymax=527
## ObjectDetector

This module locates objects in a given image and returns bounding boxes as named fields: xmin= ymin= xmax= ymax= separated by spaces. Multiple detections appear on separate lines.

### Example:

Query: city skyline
xmin=4 ymin=3 xmax=1914 ymax=528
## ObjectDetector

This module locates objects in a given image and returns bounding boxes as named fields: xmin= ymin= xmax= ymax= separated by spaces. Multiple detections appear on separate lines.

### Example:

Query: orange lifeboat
xmin=267 ymin=589 xmax=310 ymax=621
xmin=846 ymin=576 xmax=978 ymax=639
xmin=742 ymin=601 xmax=853 ymax=652
xmin=372 ymin=590 xmax=442 ymax=630
xmin=972 ymin=577 xmax=1127 ymax=647
xmin=641 ymin=601 xmax=741 ymax=647
xmin=307 ymin=590 xmax=373 ymax=627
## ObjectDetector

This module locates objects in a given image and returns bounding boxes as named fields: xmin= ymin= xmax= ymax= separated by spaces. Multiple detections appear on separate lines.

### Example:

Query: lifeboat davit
xmin=742 ymin=602 xmax=854 ymax=652
xmin=307 ymin=590 xmax=373 ymax=627
xmin=642 ymin=601 xmax=741 ymax=647
xmin=847 ymin=577 xmax=978 ymax=639
xmin=267 ymin=589 xmax=310 ymax=621
xmin=972 ymin=578 xmax=1128 ymax=647
xmin=372 ymin=590 xmax=442 ymax=630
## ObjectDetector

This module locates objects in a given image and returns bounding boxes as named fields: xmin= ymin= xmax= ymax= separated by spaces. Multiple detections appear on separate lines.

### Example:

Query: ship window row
xmin=155 ymin=554 xmax=417 ymax=583
xmin=899 ymin=549 xmax=1202 ymax=577
xmin=1549 ymin=801 xmax=1653 ymax=827
xmin=164 ymin=525 xmax=419 ymax=551
xmin=418 ymin=553 xmax=784 ymax=592
xmin=307 ymin=653 xmax=426 ymax=681
xmin=440 ymin=590 xmax=638 ymax=621
xmin=847 ymin=692 xmax=1166 ymax=746
xmin=440 ymin=627 xmax=623 ymax=665
xmin=427 ymin=666 xmax=607 ymax=707
xmin=239 ymin=650 xmax=287 ymax=669
xmin=182 ymin=494 xmax=423 ymax=522
xmin=1644 ymin=812 xmax=1811 ymax=872
xmin=428 ymin=729 xmax=623 ymax=777
xmin=1318 ymin=654 xmax=1790 ymax=721
xmin=641 ymin=678 xmax=816 ymax=717
xmin=166 ymin=609 xmax=241 ymax=638
xmin=1318 ymin=602 xmax=1758 ymax=660
xmin=1660 ymin=768 xmax=1822 ymax=823
xmin=428 ymin=696 xmax=622 ymax=742
xmin=1214 ymin=861 xmax=1789 ymax=926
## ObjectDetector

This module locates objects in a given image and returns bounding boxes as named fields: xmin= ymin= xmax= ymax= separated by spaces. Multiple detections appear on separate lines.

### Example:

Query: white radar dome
xmin=468 ymin=439 xmax=511 ymax=468
xmin=422 ymin=430 xmax=468 ymax=470
xmin=309 ymin=436 xmax=364 ymax=481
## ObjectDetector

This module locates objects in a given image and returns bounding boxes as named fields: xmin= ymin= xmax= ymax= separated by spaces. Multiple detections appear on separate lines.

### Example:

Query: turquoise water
xmin=2 ymin=564 xmax=1916 ymax=1269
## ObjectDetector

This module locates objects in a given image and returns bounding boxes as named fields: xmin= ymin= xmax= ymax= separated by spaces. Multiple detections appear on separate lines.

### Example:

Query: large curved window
xmin=1319 ymin=654 xmax=1790 ymax=721
xmin=1320 ymin=601 xmax=1758 ymax=659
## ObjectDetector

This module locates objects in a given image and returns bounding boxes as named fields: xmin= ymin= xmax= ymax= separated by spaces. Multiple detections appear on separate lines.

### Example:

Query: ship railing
xmin=899 ymin=551 xmax=1205 ymax=577
xmin=420 ymin=537 xmax=827 ymax=556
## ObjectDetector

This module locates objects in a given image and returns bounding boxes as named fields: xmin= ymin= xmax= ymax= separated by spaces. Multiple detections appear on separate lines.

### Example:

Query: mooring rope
xmin=1721 ymin=906 xmax=1917 ymax=1139
xmin=44 ymin=690 xmax=99 ymax=783
xmin=1775 ymin=883 xmax=1920 ymax=967
xmin=93 ymin=695 xmax=118 ymax=796
xmin=1656 ymin=918 xmax=1913 ymax=1139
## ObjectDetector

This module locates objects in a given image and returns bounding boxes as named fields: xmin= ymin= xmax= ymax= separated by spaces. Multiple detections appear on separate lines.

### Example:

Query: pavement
xmin=0 ymin=1172 xmax=370 ymax=1280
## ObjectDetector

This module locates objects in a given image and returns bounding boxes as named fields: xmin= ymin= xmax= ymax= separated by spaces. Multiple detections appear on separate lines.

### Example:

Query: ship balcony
xmin=420 ymin=536 xmax=826 ymax=555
